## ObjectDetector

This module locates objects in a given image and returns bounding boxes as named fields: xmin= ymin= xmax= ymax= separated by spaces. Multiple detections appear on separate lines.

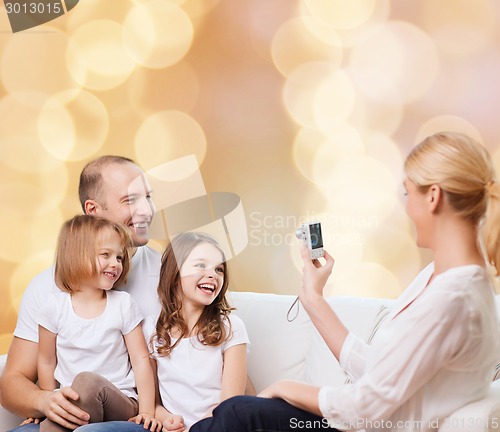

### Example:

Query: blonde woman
xmin=191 ymin=131 xmax=500 ymax=432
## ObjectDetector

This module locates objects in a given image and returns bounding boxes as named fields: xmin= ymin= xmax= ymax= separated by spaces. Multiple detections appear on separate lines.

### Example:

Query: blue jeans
xmin=8 ymin=422 xmax=145 ymax=432
xmin=190 ymin=396 xmax=338 ymax=432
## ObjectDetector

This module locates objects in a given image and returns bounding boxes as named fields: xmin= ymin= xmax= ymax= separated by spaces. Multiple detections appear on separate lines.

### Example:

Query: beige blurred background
xmin=1 ymin=0 xmax=500 ymax=355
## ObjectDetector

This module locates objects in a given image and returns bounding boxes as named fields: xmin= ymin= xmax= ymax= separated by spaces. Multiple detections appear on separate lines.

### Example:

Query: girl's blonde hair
xmin=404 ymin=131 xmax=500 ymax=275
xmin=153 ymin=232 xmax=233 ymax=357
xmin=55 ymin=215 xmax=132 ymax=293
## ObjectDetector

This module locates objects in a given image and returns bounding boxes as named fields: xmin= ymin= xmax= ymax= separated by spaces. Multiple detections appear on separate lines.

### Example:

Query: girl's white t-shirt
xmin=38 ymin=290 xmax=143 ymax=398
xmin=145 ymin=314 xmax=249 ymax=427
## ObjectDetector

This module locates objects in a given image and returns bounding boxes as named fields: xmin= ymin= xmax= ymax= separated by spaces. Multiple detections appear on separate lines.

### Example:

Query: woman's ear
xmin=428 ymin=185 xmax=442 ymax=213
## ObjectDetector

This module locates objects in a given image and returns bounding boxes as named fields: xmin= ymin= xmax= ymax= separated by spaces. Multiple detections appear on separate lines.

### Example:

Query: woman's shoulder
xmin=422 ymin=265 xmax=495 ymax=319
xmin=433 ymin=265 xmax=492 ymax=295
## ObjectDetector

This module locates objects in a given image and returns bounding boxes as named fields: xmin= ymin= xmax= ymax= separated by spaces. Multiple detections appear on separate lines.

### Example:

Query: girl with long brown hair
xmin=146 ymin=232 xmax=248 ymax=431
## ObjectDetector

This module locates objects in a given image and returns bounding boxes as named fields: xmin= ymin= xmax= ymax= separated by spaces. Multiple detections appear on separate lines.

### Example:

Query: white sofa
xmin=1 ymin=292 xmax=500 ymax=431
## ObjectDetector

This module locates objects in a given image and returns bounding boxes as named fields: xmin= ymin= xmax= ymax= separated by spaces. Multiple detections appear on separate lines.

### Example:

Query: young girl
xmin=190 ymin=131 xmax=500 ymax=432
xmin=35 ymin=215 xmax=161 ymax=432
xmin=145 ymin=232 xmax=249 ymax=431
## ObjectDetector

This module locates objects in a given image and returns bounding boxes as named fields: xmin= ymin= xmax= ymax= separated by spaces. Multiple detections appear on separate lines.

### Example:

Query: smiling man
xmin=0 ymin=156 xmax=161 ymax=431
xmin=79 ymin=156 xmax=161 ymax=319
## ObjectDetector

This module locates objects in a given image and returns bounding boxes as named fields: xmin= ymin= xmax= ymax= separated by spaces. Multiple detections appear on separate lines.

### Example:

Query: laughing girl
xmin=146 ymin=232 xmax=249 ymax=432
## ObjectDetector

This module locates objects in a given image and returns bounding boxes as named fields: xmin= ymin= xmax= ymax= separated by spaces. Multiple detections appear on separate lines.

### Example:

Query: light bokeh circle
xmin=123 ymin=0 xmax=194 ymax=69
xmin=10 ymin=250 xmax=56 ymax=311
xmin=308 ymin=0 xmax=391 ymax=49
xmin=421 ymin=0 xmax=496 ymax=58
xmin=362 ymin=225 xmax=422 ymax=282
xmin=130 ymin=0 xmax=220 ymax=19
xmin=293 ymin=128 xmax=328 ymax=184
xmin=309 ymin=124 xmax=365 ymax=186
xmin=283 ymin=62 xmax=356 ymax=130
xmin=322 ymin=155 xmax=399 ymax=223
xmin=0 ymin=92 xmax=63 ymax=173
xmin=271 ymin=16 xmax=343 ymax=78
xmin=357 ymin=98 xmax=404 ymax=136
xmin=414 ymin=115 xmax=484 ymax=146
xmin=363 ymin=131 xmax=404 ymax=175
xmin=301 ymin=0 xmax=377 ymax=30
xmin=127 ymin=61 xmax=200 ymax=117
xmin=38 ymin=89 xmax=109 ymax=161
xmin=313 ymin=69 xmax=357 ymax=133
xmin=0 ymin=184 xmax=64 ymax=262
xmin=350 ymin=21 xmax=439 ymax=103
xmin=1 ymin=26 xmax=77 ymax=96
xmin=134 ymin=110 xmax=207 ymax=173
xmin=66 ymin=19 xmax=137 ymax=91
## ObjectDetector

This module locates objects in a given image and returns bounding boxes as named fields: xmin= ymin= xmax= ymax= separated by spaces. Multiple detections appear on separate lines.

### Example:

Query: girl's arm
xmin=200 ymin=343 xmax=247 ymax=420
xmin=37 ymin=326 xmax=57 ymax=391
xmin=124 ymin=325 xmax=161 ymax=431
xmin=220 ymin=344 xmax=247 ymax=402
xmin=149 ymin=358 xmax=185 ymax=432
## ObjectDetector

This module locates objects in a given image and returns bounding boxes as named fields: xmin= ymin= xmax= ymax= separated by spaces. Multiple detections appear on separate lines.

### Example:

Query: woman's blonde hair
xmin=152 ymin=232 xmax=233 ymax=357
xmin=55 ymin=215 xmax=132 ymax=293
xmin=404 ymin=131 xmax=499 ymax=275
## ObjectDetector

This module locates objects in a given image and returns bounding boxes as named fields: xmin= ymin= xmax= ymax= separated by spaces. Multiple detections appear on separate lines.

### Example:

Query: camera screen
xmin=309 ymin=223 xmax=323 ymax=249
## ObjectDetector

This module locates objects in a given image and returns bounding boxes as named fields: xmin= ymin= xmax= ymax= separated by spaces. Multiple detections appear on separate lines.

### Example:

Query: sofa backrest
xmin=231 ymin=291 xmax=500 ymax=393
xmin=229 ymin=291 xmax=392 ymax=393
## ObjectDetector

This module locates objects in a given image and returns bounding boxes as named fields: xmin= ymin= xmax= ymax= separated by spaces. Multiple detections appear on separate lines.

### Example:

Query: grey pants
xmin=40 ymin=372 xmax=139 ymax=432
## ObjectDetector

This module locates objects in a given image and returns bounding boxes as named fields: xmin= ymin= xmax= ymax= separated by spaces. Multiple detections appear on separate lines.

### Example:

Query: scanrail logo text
xmin=3 ymin=0 xmax=79 ymax=32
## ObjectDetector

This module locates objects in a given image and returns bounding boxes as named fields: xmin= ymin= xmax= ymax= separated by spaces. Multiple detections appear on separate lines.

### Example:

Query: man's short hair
xmin=79 ymin=155 xmax=135 ymax=211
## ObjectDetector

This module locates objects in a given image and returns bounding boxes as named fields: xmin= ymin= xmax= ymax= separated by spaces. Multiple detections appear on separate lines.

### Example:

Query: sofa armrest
xmin=0 ymin=354 xmax=26 ymax=430
xmin=438 ymin=383 xmax=500 ymax=432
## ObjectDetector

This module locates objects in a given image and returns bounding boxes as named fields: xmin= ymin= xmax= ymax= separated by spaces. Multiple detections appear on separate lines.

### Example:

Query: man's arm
xmin=37 ymin=326 xmax=57 ymax=391
xmin=1 ymin=337 xmax=41 ymax=418
xmin=0 ymin=336 xmax=90 ymax=427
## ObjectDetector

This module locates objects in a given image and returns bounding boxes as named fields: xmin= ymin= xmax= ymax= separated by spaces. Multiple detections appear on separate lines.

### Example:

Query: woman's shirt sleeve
xmin=338 ymin=331 xmax=370 ymax=382
xmin=318 ymin=288 xmax=468 ymax=429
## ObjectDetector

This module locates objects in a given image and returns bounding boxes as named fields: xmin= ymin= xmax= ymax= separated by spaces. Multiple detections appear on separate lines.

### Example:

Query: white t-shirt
xmin=38 ymin=290 xmax=143 ymax=398
xmin=145 ymin=314 xmax=249 ymax=427
xmin=15 ymin=245 xmax=161 ymax=343
xmin=319 ymin=263 xmax=499 ymax=432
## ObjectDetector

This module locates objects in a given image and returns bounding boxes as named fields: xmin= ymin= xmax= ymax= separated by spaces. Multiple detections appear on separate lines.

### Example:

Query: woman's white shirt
xmin=319 ymin=264 xmax=499 ymax=431
xmin=145 ymin=314 xmax=249 ymax=428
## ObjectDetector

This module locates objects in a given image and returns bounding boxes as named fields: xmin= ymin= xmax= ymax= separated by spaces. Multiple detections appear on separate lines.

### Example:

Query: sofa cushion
xmin=230 ymin=292 xmax=313 ymax=393
xmin=303 ymin=296 xmax=391 ymax=387
xmin=437 ymin=381 xmax=500 ymax=432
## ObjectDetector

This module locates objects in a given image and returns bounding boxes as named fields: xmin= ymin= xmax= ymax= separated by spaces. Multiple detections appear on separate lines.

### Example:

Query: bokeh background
xmin=1 ymin=0 xmax=500 ymax=355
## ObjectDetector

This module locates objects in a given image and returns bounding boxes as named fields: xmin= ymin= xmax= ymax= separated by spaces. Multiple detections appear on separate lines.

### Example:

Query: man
xmin=0 ymin=156 xmax=161 ymax=431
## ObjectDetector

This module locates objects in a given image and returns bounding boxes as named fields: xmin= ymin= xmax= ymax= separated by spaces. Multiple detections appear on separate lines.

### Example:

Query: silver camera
xmin=295 ymin=221 xmax=324 ymax=259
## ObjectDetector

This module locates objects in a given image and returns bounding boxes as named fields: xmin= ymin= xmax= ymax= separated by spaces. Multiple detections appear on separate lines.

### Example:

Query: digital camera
xmin=295 ymin=221 xmax=324 ymax=259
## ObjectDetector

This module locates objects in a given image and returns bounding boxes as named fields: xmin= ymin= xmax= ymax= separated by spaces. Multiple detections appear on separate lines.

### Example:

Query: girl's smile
xmin=94 ymin=228 xmax=125 ymax=291
xmin=179 ymin=242 xmax=225 ymax=308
